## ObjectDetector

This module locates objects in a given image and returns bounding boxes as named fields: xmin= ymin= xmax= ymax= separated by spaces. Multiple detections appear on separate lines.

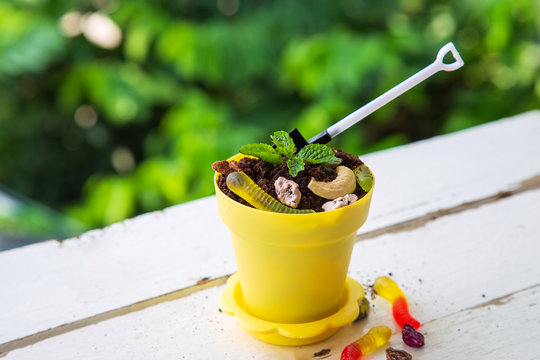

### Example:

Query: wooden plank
xmin=5 ymin=285 xmax=537 ymax=360
xmin=1 ymin=111 xmax=539 ymax=347
xmin=404 ymin=285 xmax=540 ymax=359
xmin=360 ymin=110 xmax=540 ymax=234
xmin=0 ymin=196 xmax=234 ymax=345
xmin=3 ymin=187 xmax=539 ymax=359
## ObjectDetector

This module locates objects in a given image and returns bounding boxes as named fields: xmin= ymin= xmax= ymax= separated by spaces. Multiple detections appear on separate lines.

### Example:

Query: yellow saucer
xmin=219 ymin=273 xmax=365 ymax=346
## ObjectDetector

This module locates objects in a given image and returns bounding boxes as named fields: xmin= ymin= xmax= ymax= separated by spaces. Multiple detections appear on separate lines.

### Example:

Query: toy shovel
xmin=286 ymin=42 xmax=465 ymax=149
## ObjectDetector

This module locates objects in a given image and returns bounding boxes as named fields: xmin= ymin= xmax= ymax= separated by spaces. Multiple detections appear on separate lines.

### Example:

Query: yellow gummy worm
xmin=226 ymin=172 xmax=314 ymax=214
xmin=341 ymin=325 xmax=392 ymax=359
xmin=373 ymin=276 xmax=406 ymax=303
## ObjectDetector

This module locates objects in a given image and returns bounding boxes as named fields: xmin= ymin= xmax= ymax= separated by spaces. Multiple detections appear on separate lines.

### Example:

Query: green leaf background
xmin=0 ymin=0 xmax=538 ymax=243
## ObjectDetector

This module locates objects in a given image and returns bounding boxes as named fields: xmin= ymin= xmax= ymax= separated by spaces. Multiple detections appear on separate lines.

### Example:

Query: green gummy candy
xmin=354 ymin=165 xmax=373 ymax=192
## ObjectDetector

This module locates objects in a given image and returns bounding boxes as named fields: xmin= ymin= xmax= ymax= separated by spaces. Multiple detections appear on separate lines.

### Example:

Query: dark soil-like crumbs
xmin=216 ymin=149 xmax=366 ymax=212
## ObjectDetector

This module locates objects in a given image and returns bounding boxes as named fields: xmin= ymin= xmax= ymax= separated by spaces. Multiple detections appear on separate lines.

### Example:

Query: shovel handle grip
xmin=435 ymin=42 xmax=465 ymax=71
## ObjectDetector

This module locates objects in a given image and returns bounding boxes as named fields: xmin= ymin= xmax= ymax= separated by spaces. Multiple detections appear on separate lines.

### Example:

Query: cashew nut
xmin=308 ymin=166 xmax=356 ymax=200
xmin=274 ymin=177 xmax=301 ymax=208
xmin=322 ymin=194 xmax=358 ymax=212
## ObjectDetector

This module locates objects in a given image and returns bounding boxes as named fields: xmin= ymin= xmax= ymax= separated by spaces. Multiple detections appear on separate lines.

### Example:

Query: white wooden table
xmin=2 ymin=111 xmax=540 ymax=359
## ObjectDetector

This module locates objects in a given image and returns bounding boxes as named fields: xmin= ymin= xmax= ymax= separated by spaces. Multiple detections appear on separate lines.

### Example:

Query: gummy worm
xmin=226 ymin=172 xmax=314 ymax=214
xmin=340 ymin=325 xmax=392 ymax=360
xmin=373 ymin=276 xmax=420 ymax=329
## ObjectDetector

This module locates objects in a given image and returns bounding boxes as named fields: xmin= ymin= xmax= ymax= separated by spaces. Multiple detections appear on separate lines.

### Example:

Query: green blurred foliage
xmin=0 ymin=0 xmax=538 ymax=237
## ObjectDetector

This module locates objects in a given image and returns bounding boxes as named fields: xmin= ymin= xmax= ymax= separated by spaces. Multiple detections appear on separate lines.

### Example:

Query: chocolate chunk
xmin=212 ymin=160 xmax=232 ymax=174
xmin=386 ymin=347 xmax=413 ymax=360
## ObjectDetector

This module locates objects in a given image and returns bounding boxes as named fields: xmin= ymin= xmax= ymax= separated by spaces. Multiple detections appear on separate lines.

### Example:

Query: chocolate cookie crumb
xmin=335 ymin=149 xmax=364 ymax=169
xmin=212 ymin=161 xmax=231 ymax=174
xmin=212 ymin=160 xmax=242 ymax=176
xmin=313 ymin=348 xmax=331 ymax=357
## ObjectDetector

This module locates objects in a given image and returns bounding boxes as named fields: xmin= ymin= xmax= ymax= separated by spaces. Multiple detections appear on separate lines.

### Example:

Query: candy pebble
xmin=373 ymin=276 xmax=420 ymax=329
xmin=341 ymin=325 xmax=392 ymax=360
xmin=226 ymin=172 xmax=314 ymax=214
xmin=402 ymin=323 xmax=424 ymax=348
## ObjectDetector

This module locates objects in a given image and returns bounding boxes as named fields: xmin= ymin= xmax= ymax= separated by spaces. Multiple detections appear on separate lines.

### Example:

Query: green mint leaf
xmin=271 ymin=131 xmax=296 ymax=158
xmin=297 ymin=144 xmax=336 ymax=164
xmin=354 ymin=165 xmax=373 ymax=192
xmin=286 ymin=157 xmax=305 ymax=177
xmin=239 ymin=143 xmax=283 ymax=165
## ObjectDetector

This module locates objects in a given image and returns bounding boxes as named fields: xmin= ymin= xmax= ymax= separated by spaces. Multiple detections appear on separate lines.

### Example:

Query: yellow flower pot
xmin=215 ymin=154 xmax=374 ymax=345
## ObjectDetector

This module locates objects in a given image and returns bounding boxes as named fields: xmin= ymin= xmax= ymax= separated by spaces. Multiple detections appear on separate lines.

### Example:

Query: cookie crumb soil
xmin=217 ymin=152 xmax=366 ymax=212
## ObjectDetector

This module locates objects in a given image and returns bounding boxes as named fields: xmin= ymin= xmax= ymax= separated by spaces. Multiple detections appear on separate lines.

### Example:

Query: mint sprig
xmin=271 ymin=131 xmax=296 ymax=158
xmin=297 ymin=144 xmax=336 ymax=164
xmin=239 ymin=131 xmax=341 ymax=177
xmin=286 ymin=157 xmax=305 ymax=177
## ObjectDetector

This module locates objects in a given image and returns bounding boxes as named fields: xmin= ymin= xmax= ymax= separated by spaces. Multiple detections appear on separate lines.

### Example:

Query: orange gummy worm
xmin=373 ymin=276 xmax=420 ymax=329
